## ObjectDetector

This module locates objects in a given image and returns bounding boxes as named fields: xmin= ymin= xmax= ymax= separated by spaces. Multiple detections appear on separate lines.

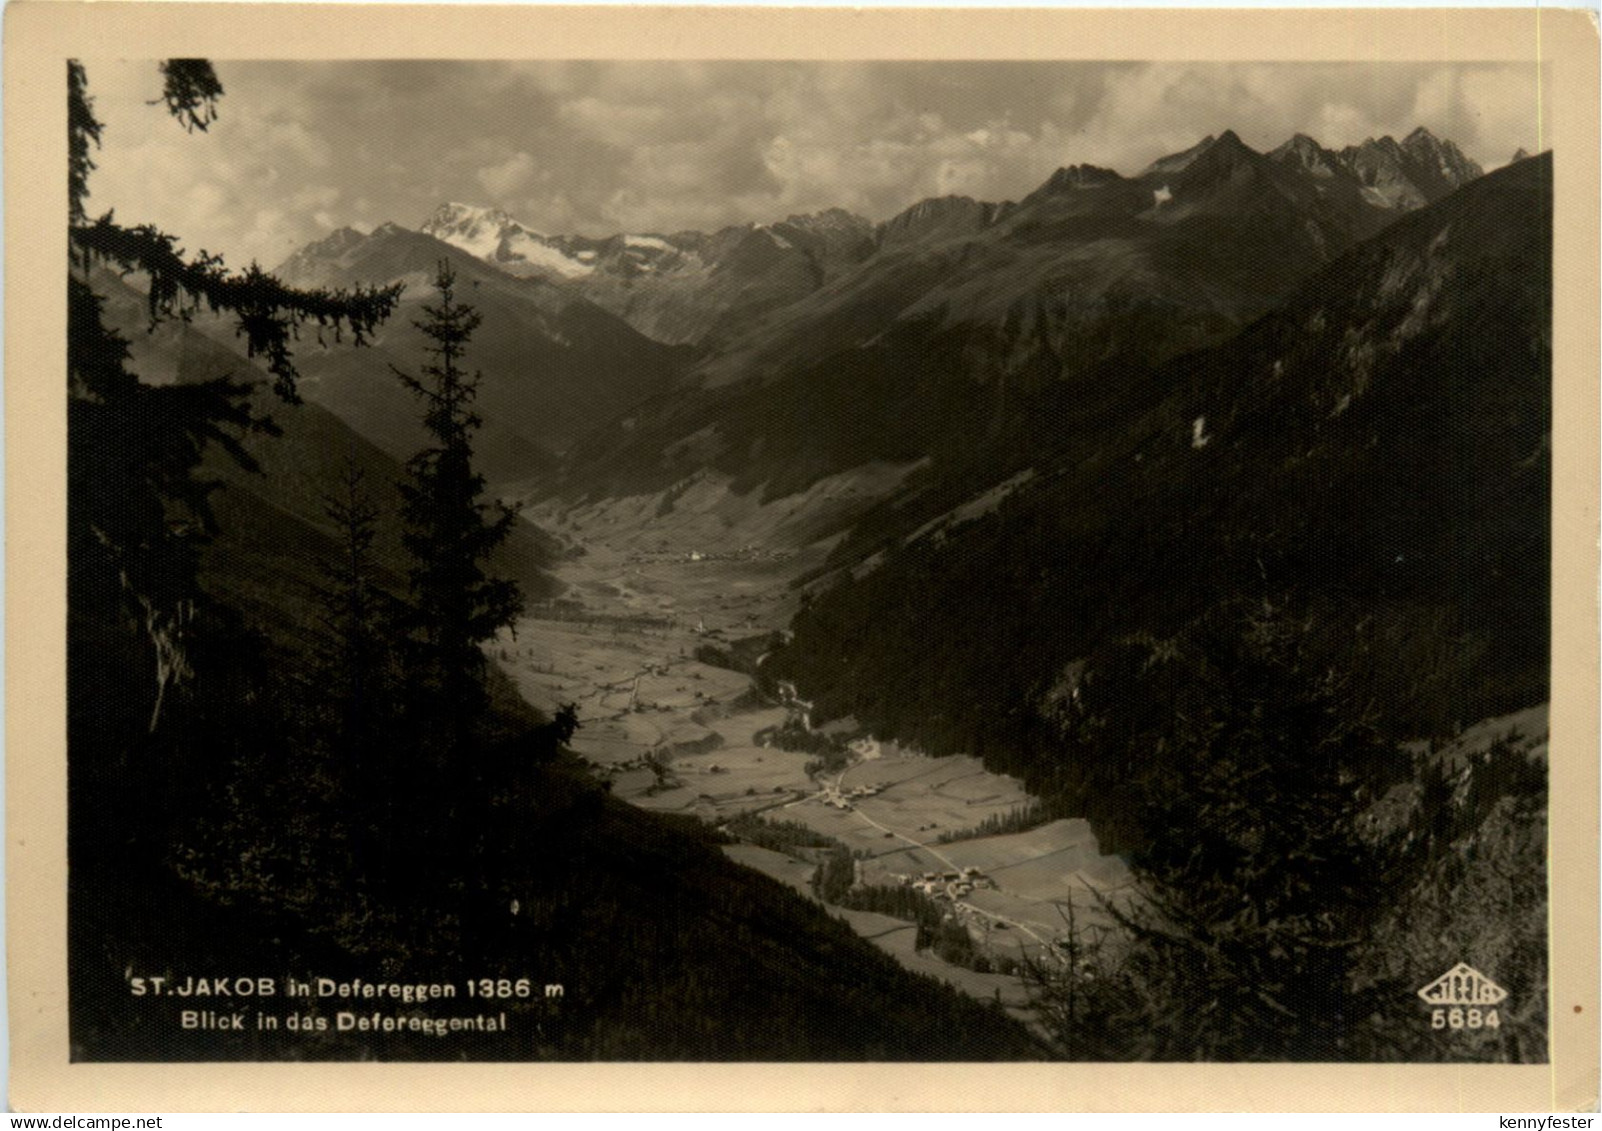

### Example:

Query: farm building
xmin=848 ymin=737 xmax=882 ymax=759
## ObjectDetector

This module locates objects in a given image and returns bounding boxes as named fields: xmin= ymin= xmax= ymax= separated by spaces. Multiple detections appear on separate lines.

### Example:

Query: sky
xmin=78 ymin=60 xmax=1544 ymax=268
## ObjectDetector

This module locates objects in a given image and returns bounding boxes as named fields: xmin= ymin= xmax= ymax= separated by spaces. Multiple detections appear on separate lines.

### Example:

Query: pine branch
xmin=154 ymin=60 xmax=224 ymax=133
xmin=71 ymin=217 xmax=403 ymax=403
xmin=68 ymin=61 xmax=101 ymax=227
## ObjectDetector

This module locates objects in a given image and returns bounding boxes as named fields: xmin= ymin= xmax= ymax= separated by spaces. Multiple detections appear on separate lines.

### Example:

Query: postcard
xmin=7 ymin=3 xmax=1597 ymax=1112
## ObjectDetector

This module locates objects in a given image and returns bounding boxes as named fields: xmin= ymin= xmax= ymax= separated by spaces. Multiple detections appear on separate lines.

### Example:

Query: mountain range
xmin=538 ymin=127 xmax=1485 ymax=513
xmin=308 ymin=129 xmax=1541 ymax=785
xmin=419 ymin=201 xmax=878 ymax=348
xmin=264 ymin=127 xmax=1485 ymax=516
xmin=414 ymin=127 xmax=1482 ymax=350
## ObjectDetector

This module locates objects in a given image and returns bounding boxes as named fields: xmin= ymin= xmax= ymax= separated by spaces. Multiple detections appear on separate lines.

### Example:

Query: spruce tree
xmin=1039 ymin=602 xmax=1401 ymax=1059
xmin=314 ymin=461 xmax=393 ymax=756
xmin=312 ymin=458 xmax=403 ymax=882
xmin=392 ymin=261 xmax=523 ymax=767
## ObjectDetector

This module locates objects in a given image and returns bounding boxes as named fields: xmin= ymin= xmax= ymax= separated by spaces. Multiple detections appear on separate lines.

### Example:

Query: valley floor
xmin=495 ymin=522 xmax=1132 ymax=1021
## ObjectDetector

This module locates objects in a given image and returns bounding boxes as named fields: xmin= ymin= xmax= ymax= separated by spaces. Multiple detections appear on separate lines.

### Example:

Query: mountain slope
xmin=91 ymin=270 xmax=562 ymax=648
xmin=72 ymin=767 xmax=1046 ymax=1060
xmin=766 ymin=152 xmax=1551 ymax=793
xmin=272 ymin=223 xmax=692 ymax=479
xmin=552 ymin=129 xmax=1430 ymax=511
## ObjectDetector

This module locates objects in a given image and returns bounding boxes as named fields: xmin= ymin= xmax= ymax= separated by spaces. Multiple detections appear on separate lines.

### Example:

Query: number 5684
xmin=1432 ymin=1007 xmax=1500 ymax=1029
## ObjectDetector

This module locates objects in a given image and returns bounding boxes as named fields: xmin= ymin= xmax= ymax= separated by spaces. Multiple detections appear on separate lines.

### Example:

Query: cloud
xmin=557 ymin=96 xmax=671 ymax=147
xmin=262 ymin=119 xmax=332 ymax=169
xmin=476 ymin=151 xmax=539 ymax=201
xmin=1444 ymin=66 xmax=1543 ymax=162
xmin=292 ymin=184 xmax=342 ymax=211
xmin=84 ymin=60 xmax=345 ymax=265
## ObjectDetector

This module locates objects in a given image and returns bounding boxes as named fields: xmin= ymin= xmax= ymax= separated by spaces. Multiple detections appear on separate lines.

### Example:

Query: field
xmin=495 ymin=525 xmax=1131 ymax=1008
xmin=764 ymin=748 xmax=1134 ymax=948
xmin=495 ymin=535 xmax=823 ymax=818
xmin=833 ymin=907 xmax=1036 ymax=1020
xmin=721 ymin=844 xmax=815 ymax=896
xmin=843 ymin=754 xmax=1031 ymax=833
xmin=717 ymin=847 xmax=1036 ymax=1020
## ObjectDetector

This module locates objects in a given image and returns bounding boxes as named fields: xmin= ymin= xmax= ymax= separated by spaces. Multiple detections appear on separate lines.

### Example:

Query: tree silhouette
xmin=314 ymin=463 xmax=396 ymax=747
xmin=310 ymin=458 xmax=406 ymax=885
xmin=1042 ymin=603 xmax=1402 ymax=1059
xmin=1017 ymin=898 xmax=1145 ymax=1059
xmin=68 ymin=59 xmax=402 ymax=745
xmin=153 ymin=59 xmax=225 ymax=133
xmin=393 ymin=261 xmax=523 ymax=765
xmin=67 ymin=59 xmax=403 ymax=887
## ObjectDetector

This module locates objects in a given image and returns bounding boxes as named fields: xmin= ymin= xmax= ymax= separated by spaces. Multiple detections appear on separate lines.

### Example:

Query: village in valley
xmin=497 ymin=513 xmax=1133 ymax=1021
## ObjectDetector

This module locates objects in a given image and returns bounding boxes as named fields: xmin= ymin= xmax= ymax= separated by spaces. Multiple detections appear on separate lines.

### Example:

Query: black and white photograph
xmin=16 ymin=5 xmax=1597 ymax=1105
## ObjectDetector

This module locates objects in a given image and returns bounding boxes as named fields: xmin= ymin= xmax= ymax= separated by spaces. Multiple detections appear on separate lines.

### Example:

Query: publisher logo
xmin=1418 ymin=962 xmax=1509 ymax=1006
xmin=1418 ymin=963 xmax=1507 ymax=1031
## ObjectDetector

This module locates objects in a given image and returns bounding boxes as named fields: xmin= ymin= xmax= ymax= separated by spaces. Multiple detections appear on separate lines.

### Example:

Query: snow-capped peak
xmin=420 ymin=201 xmax=594 ymax=280
xmin=422 ymin=201 xmax=542 ymax=246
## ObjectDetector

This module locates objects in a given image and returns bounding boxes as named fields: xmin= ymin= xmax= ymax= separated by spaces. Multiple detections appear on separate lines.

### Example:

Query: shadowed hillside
xmin=768 ymin=152 xmax=1551 ymax=803
xmin=550 ymin=130 xmax=1473 ymax=507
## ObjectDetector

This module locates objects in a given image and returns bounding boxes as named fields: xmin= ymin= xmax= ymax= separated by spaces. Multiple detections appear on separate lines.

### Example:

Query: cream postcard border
xmin=6 ymin=4 xmax=1598 ymax=1112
